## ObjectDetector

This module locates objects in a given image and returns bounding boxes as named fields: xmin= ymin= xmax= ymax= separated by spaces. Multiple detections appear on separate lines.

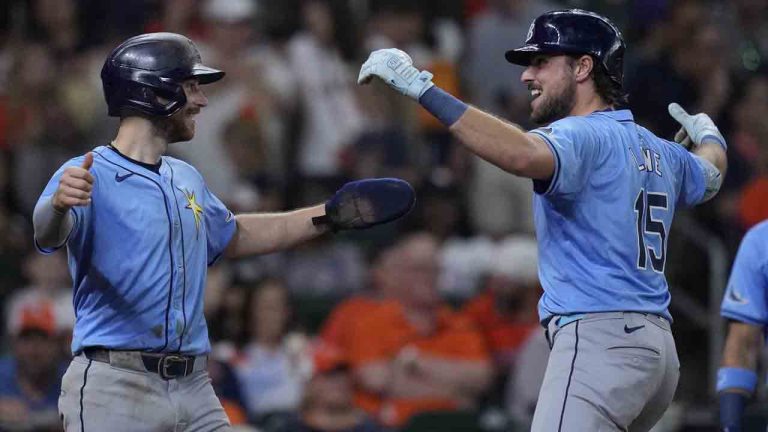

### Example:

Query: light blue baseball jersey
xmin=530 ymin=109 xmax=708 ymax=323
xmin=720 ymin=221 xmax=768 ymax=326
xmin=35 ymin=145 xmax=236 ymax=355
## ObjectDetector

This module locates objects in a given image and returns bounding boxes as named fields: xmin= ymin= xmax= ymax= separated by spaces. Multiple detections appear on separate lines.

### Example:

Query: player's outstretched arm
xmin=450 ymin=107 xmax=555 ymax=179
xmin=225 ymin=178 xmax=415 ymax=257
xmin=718 ymin=321 xmax=762 ymax=431
xmin=225 ymin=205 xmax=327 ymax=257
xmin=358 ymin=49 xmax=555 ymax=180
xmin=33 ymin=152 xmax=95 ymax=249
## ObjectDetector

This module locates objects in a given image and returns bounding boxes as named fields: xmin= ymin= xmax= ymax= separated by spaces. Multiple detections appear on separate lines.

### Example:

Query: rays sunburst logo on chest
xmin=177 ymin=186 xmax=203 ymax=236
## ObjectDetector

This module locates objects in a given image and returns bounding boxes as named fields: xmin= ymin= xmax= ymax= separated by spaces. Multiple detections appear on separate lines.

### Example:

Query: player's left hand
xmin=313 ymin=178 xmax=415 ymax=232
xmin=357 ymin=49 xmax=434 ymax=101
xmin=668 ymin=103 xmax=726 ymax=151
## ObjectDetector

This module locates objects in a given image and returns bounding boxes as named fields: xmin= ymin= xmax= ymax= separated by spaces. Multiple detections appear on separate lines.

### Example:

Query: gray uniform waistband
xmin=548 ymin=311 xmax=671 ymax=331
xmin=80 ymin=348 xmax=208 ymax=379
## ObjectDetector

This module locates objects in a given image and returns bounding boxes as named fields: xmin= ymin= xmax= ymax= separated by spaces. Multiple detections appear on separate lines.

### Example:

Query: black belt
xmin=82 ymin=347 xmax=203 ymax=380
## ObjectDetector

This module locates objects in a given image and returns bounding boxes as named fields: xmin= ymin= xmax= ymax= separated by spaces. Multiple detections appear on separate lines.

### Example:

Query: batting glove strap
xmin=419 ymin=86 xmax=469 ymax=127
xmin=701 ymin=134 xmax=727 ymax=151
xmin=717 ymin=367 xmax=757 ymax=393
xmin=719 ymin=391 xmax=747 ymax=432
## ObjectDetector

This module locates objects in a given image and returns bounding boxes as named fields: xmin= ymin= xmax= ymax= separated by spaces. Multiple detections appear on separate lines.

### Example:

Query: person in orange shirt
xmin=316 ymin=240 xmax=408 ymax=369
xmin=345 ymin=232 xmax=493 ymax=427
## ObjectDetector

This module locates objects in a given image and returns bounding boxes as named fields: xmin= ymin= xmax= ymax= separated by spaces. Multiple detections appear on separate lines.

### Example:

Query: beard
xmin=530 ymin=77 xmax=577 ymax=125
xmin=154 ymin=108 xmax=195 ymax=143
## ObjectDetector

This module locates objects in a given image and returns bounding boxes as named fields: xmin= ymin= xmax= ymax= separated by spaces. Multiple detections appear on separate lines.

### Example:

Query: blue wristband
xmin=418 ymin=86 xmax=468 ymax=127
xmin=701 ymin=134 xmax=727 ymax=151
xmin=720 ymin=392 xmax=746 ymax=431
xmin=717 ymin=367 xmax=757 ymax=393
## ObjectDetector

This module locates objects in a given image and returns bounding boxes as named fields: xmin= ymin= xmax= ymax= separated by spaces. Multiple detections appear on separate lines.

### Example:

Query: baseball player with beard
xmin=358 ymin=9 xmax=728 ymax=431
xmin=32 ymin=33 xmax=414 ymax=431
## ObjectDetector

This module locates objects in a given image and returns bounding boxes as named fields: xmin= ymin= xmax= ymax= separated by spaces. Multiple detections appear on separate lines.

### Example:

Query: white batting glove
xmin=357 ymin=48 xmax=434 ymax=101
xmin=668 ymin=103 xmax=726 ymax=151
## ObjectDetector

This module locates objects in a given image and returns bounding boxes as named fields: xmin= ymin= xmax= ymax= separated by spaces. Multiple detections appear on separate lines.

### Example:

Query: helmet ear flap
xmin=112 ymin=80 xmax=186 ymax=117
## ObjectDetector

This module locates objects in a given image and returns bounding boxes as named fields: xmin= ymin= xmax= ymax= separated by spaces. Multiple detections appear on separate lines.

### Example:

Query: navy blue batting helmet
xmin=505 ymin=9 xmax=625 ymax=86
xmin=101 ymin=33 xmax=224 ymax=117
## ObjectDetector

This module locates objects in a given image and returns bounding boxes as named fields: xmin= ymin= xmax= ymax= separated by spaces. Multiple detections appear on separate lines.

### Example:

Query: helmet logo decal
xmin=526 ymin=22 xmax=535 ymax=43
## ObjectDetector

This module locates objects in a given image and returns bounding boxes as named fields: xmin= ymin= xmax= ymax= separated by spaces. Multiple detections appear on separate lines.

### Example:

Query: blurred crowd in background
xmin=0 ymin=0 xmax=766 ymax=430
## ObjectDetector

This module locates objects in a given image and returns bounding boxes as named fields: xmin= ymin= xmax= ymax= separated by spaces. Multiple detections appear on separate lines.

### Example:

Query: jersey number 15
xmin=634 ymin=189 xmax=668 ymax=273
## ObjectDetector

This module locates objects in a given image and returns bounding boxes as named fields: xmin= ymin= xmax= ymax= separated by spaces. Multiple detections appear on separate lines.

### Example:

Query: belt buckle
xmin=158 ymin=355 xmax=188 ymax=380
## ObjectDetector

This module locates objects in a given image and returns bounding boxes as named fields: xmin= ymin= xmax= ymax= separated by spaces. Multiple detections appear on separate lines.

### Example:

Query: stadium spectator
xmin=276 ymin=361 xmax=383 ymax=432
xmin=0 ymin=299 xmax=68 ymax=431
xmin=462 ymin=236 xmax=540 ymax=373
xmin=460 ymin=236 xmax=547 ymax=426
xmin=170 ymin=0 xmax=259 ymax=202
xmin=231 ymin=278 xmax=312 ymax=425
xmin=4 ymin=251 xmax=74 ymax=351
xmin=315 ymin=239 xmax=410 ymax=368
xmin=287 ymin=0 xmax=365 ymax=181
xmin=346 ymin=232 xmax=492 ymax=427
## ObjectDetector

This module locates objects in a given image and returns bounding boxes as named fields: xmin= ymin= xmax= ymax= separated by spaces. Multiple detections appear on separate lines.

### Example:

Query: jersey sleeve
xmin=202 ymin=185 xmax=236 ymax=266
xmin=721 ymin=226 xmax=768 ymax=326
xmin=33 ymin=156 xmax=89 ymax=254
xmin=528 ymin=117 xmax=601 ymax=199
xmin=668 ymin=144 xmax=708 ymax=207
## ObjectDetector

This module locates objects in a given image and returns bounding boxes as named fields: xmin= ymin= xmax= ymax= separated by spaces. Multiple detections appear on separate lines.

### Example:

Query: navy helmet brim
xmin=191 ymin=65 xmax=225 ymax=84
xmin=505 ymin=44 xmax=586 ymax=66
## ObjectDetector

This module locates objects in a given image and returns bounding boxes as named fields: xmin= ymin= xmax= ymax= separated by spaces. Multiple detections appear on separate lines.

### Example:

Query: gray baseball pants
xmin=59 ymin=354 xmax=232 ymax=431
xmin=531 ymin=312 xmax=679 ymax=432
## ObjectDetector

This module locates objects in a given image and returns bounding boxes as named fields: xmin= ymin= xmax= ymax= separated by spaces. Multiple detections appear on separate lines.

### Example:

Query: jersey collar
xmin=95 ymin=145 xmax=168 ymax=178
xmin=591 ymin=108 xmax=634 ymax=122
xmin=107 ymin=144 xmax=162 ymax=173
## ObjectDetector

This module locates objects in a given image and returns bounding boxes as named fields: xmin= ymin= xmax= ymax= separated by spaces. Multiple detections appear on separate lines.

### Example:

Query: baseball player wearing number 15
xmin=359 ymin=9 xmax=728 ymax=432
xmin=32 ymin=33 xmax=414 ymax=432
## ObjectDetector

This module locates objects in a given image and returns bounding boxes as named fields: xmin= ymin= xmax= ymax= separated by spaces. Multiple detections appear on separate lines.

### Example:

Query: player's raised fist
xmin=52 ymin=152 xmax=95 ymax=211
xmin=357 ymin=48 xmax=434 ymax=101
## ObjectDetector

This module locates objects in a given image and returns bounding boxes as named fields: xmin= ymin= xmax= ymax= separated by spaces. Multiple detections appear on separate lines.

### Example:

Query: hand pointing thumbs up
xmin=52 ymin=152 xmax=95 ymax=212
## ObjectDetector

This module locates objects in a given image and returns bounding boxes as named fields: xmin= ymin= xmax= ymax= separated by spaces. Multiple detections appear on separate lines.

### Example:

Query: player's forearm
xmin=356 ymin=360 xmax=464 ymax=400
xmin=414 ymin=354 xmax=493 ymax=396
xmin=694 ymin=139 xmax=727 ymax=177
xmin=388 ymin=369 xmax=457 ymax=400
xmin=226 ymin=205 xmax=327 ymax=257
xmin=722 ymin=321 xmax=762 ymax=372
xmin=448 ymin=107 xmax=554 ymax=179
xmin=354 ymin=363 xmax=391 ymax=395
xmin=33 ymin=197 xmax=74 ymax=249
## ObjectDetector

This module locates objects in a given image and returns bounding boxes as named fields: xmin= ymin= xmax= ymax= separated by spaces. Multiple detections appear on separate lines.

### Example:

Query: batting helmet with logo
xmin=505 ymin=9 xmax=625 ymax=86
xmin=101 ymin=32 xmax=224 ymax=117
